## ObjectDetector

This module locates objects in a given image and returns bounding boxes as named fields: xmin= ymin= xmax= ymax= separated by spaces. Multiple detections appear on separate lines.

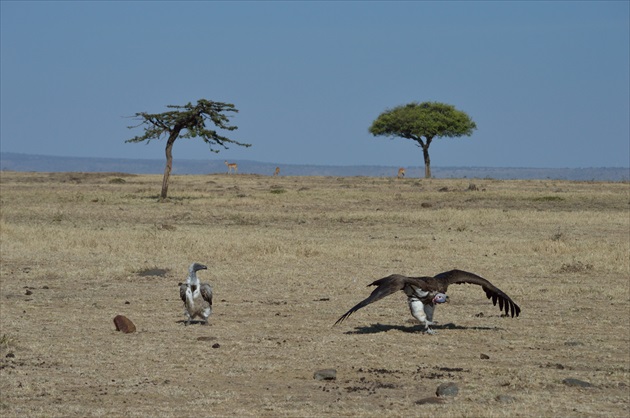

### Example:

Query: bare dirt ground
xmin=1 ymin=171 xmax=628 ymax=417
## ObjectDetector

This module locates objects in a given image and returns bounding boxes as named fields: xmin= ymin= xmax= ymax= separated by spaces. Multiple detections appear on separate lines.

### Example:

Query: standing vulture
xmin=179 ymin=262 xmax=213 ymax=325
xmin=334 ymin=269 xmax=520 ymax=334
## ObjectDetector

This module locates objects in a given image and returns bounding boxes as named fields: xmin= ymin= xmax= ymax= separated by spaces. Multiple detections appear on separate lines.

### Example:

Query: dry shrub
xmin=558 ymin=261 xmax=594 ymax=273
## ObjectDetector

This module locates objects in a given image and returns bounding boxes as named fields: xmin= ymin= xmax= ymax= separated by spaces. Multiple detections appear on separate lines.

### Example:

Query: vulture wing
xmin=432 ymin=269 xmax=521 ymax=318
xmin=179 ymin=283 xmax=188 ymax=303
xmin=200 ymin=283 xmax=213 ymax=306
xmin=334 ymin=275 xmax=414 ymax=325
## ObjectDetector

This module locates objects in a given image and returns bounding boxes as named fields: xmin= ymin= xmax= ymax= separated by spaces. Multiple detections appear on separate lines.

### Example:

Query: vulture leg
xmin=408 ymin=298 xmax=436 ymax=334
xmin=200 ymin=307 xmax=212 ymax=325
xmin=183 ymin=293 xmax=194 ymax=326
xmin=183 ymin=311 xmax=192 ymax=326
xmin=423 ymin=303 xmax=436 ymax=324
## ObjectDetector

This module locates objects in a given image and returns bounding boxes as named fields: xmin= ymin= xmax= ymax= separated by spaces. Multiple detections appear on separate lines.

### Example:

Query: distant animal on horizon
xmin=397 ymin=168 xmax=406 ymax=178
xmin=274 ymin=167 xmax=280 ymax=176
xmin=334 ymin=269 xmax=520 ymax=334
xmin=179 ymin=262 xmax=213 ymax=325
xmin=224 ymin=161 xmax=238 ymax=174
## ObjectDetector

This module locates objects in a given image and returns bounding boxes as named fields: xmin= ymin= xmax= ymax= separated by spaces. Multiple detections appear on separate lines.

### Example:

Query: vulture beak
xmin=192 ymin=263 xmax=208 ymax=272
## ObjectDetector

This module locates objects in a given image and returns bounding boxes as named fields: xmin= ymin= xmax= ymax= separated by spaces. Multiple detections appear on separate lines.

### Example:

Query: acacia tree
xmin=126 ymin=99 xmax=250 ymax=200
xmin=369 ymin=102 xmax=477 ymax=178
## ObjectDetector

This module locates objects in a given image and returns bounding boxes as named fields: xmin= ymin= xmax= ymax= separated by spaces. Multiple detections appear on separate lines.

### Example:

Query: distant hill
xmin=1 ymin=152 xmax=628 ymax=181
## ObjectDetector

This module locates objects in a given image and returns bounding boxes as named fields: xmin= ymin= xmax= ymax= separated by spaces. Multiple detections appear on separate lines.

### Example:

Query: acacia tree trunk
xmin=422 ymin=136 xmax=433 ymax=179
xmin=160 ymin=131 xmax=180 ymax=201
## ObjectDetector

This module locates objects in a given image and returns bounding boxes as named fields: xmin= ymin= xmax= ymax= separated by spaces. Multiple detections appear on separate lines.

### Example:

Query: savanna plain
xmin=0 ymin=171 xmax=628 ymax=417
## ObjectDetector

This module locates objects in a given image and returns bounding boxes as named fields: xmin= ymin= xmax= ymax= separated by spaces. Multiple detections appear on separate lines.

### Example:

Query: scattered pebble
xmin=563 ymin=378 xmax=594 ymax=388
xmin=113 ymin=315 xmax=136 ymax=334
xmin=436 ymin=382 xmax=459 ymax=397
xmin=496 ymin=394 xmax=516 ymax=403
xmin=480 ymin=353 xmax=490 ymax=359
xmin=546 ymin=363 xmax=565 ymax=370
xmin=314 ymin=369 xmax=337 ymax=381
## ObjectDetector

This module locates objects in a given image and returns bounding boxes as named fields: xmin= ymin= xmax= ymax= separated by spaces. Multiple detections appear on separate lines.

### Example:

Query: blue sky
xmin=1 ymin=1 xmax=628 ymax=168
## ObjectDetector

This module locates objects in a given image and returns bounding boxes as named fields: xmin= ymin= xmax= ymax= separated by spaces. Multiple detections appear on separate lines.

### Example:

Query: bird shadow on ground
xmin=343 ymin=322 xmax=501 ymax=334
xmin=136 ymin=268 xmax=170 ymax=277
xmin=175 ymin=320 xmax=211 ymax=326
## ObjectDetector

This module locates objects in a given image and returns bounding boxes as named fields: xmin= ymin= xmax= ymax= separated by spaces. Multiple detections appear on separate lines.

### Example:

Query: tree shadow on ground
xmin=344 ymin=322 xmax=501 ymax=334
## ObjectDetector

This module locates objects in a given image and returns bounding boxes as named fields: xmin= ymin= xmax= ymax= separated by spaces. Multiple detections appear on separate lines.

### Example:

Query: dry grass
xmin=1 ymin=171 xmax=629 ymax=417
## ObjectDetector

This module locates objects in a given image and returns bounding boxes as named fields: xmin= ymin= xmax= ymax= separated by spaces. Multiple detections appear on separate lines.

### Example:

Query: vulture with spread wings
xmin=334 ymin=269 xmax=520 ymax=334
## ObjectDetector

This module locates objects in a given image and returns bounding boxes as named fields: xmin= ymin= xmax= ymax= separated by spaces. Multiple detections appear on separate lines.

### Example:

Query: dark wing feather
xmin=334 ymin=275 xmax=407 ymax=325
xmin=200 ymin=283 xmax=213 ymax=306
xmin=433 ymin=269 xmax=521 ymax=317
xmin=179 ymin=283 xmax=187 ymax=303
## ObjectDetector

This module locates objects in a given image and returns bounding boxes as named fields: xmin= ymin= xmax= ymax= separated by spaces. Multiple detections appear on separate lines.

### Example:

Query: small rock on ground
xmin=563 ymin=378 xmax=594 ymax=388
xmin=113 ymin=315 xmax=136 ymax=333
xmin=313 ymin=369 xmax=337 ymax=381
xmin=436 ymin=382 xmax=459 ymax=397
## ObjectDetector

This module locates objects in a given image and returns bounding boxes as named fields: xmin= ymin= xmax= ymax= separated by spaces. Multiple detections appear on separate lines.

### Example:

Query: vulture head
xmin=433 ymin=293 xmax=448 ymax=304
xmin=189 ymin=262 xmax=208 ymax=273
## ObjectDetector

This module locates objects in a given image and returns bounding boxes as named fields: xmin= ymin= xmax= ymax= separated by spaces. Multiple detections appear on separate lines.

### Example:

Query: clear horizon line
xmin=1 ymin=151 xmax=628 ymax=171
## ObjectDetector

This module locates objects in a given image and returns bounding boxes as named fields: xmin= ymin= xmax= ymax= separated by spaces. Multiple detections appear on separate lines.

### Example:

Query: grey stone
xmin=436 ymin=382 xmax=459 ymax=397
xmin=313 ymin=369 xmax=337 ymax=381
xmin=562 ymin=378 xmax=594 ymax=388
